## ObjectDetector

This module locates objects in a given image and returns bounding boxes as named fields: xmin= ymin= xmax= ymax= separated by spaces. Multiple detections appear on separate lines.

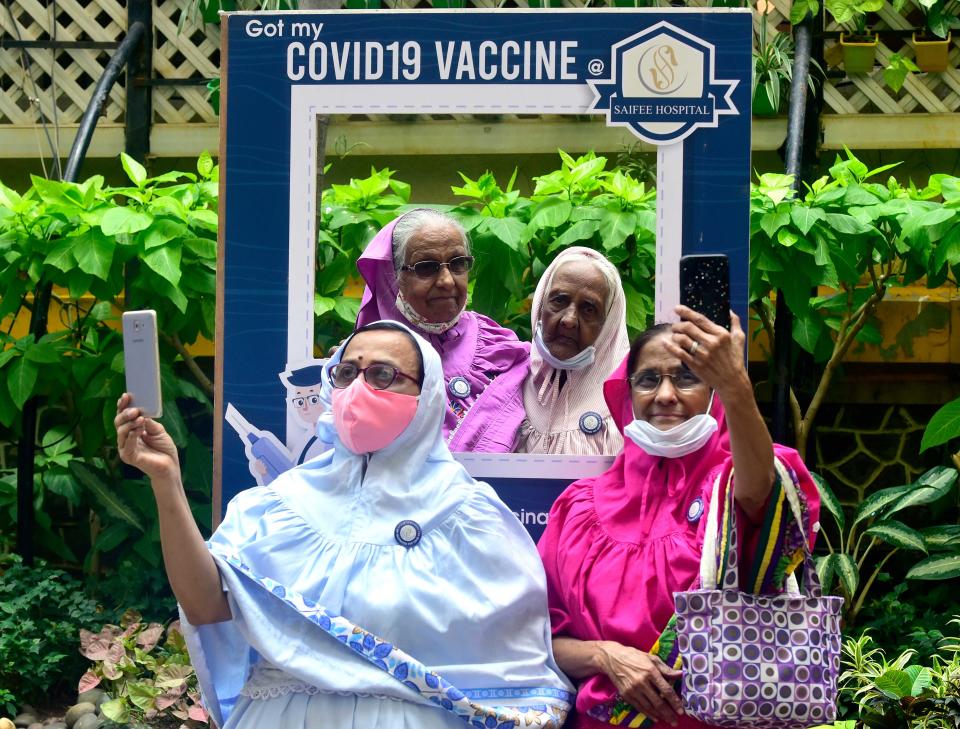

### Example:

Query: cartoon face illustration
xmin=289 ymin=385 xmax=324 ymax=425
xmin=281 ymin=362 xmax=327 ymax=428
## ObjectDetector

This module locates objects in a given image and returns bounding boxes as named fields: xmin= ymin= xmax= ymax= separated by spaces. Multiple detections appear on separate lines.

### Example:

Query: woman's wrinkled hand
xmin=599 ymin=641 xmax=684 ymax=726
xmin=666 ymin=305 xmax=750 ymax=398
xmin=115 ymin=392 xmax=181 ymax=484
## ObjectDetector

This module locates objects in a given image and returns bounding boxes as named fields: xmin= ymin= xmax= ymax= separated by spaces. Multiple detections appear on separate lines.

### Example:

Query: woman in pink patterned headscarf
xmin=537 ymin=309 xmax=821 ymax=728
xmin=516 ymin=246 xmax=629 ymax=455
xmin=355 ymin=209 xmax=529 ymax=452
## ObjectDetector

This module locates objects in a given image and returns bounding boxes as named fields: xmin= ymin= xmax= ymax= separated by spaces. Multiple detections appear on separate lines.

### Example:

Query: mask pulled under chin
xmin=395 ymin=290 xmax=464 ymax=335
xmin=534 ymin=322 xmax=596 ymax=371
xmin=624 ymin=393 xmax=718 ymax=458
xmin=332 ymin=377 xmax=418 ymax=454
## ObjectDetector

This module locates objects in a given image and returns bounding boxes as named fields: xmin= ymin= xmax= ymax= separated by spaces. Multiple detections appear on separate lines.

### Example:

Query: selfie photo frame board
xmin=216 ymin=9 xmax=751 ymax=525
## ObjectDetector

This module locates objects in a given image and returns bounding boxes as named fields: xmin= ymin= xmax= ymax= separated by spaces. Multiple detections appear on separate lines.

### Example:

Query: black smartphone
xmin=679 ymin=254 xmax=731 ymax=330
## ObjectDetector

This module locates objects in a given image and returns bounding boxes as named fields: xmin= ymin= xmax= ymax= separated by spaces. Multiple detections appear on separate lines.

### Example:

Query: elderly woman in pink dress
xmin=515 ymin=247 xmax=629 ymax=455
xmin=356 ymin=209 xmax=529 ymax=452
xmin=537 ymin=309 xmax=821 ymax=728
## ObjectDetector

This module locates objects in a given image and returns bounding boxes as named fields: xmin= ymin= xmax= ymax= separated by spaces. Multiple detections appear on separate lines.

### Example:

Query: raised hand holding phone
xmin=679 ymin=254 xmax=730 ymax=330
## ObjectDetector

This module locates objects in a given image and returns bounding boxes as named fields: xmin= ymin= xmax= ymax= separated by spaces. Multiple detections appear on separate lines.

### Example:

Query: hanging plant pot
xmin=839 ymin=33 xmax=879 ymax=74
xmin=752 ymin=85 xmax=779 ymax=117
xmin=913 ymin=33 xmax=952 ymax=73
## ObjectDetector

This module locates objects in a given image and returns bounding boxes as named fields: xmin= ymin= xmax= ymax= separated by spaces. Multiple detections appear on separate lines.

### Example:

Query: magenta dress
xmin=356 ymin=216 xmax=530 ymax=452
xmin=537 ymin=358 xmax=820 ymax=729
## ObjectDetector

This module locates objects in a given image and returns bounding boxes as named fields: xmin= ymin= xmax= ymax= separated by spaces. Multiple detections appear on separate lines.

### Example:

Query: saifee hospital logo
xmin=589 ymin=22 xmax=739 ymax=145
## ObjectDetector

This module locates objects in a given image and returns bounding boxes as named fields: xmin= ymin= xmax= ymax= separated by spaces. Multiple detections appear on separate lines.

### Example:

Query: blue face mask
xmin=534 ymin=322 xmax=596 ymax=371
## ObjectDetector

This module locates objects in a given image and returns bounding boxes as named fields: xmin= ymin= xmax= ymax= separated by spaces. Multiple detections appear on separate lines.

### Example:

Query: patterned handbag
xmin=673 ymin=459 xmax=844 ymax=728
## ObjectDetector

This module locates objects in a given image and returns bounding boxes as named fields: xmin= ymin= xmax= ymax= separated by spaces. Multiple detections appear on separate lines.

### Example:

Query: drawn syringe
xmin=224 ymin=403 xmax=294 ymax=485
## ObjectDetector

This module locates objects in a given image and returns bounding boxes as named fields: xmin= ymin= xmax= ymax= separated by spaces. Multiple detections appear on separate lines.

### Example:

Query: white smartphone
xmin=122 ymin=310 xmax=163 ymax=418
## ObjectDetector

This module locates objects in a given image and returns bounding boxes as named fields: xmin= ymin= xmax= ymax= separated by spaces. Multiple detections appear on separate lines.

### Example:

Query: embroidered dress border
xmin=214 ymin=553 xmax=572 ymax=728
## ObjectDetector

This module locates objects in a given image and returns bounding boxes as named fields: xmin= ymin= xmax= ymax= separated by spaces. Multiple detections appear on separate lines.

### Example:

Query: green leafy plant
xmin=826 ymin=0 xmax=886 ymax=40
xmin=0 ymin=153 xmax=216 ymax=603
xmin=856 ymin=582 xmax=960 ymax=666
xmin=917 ymin=0 xmax=960 ymax=39
xmin=752 ymin=23 xmax=821 ymax=114
xmin=78 ymin=610 xmax=208 ymax=727
xmin=813 ymin=466 xmax=960 ymax=624
xmin=750 ymin=148 xmax=960 ymax=459
xmin=922 ymin=397 xmax=960 ymax=471
xmin=0 ymin=555 xmax=110 ymax=709
xmin=839 ymin=623 xmax=960 ymax=728
xmin=883 ymin=52 xmax=920 ymax=92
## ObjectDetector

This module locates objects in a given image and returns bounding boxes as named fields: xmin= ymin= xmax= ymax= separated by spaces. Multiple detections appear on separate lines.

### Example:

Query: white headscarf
xmin=516 ymin=247 xmax=629 ymax=455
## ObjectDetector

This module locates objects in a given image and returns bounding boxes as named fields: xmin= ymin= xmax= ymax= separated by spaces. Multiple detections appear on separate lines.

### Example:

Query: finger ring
xmin=689 ymin=341 xmax=700 ymax=356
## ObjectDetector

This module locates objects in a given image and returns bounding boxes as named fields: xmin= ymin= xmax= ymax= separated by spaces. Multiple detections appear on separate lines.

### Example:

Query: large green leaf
xmin=875 ymin=669 xmax=914 ymax=700
xmin=7 ymin=355 xmax=38 ymax=409
xmin=791 ymin=206 xmax=826 ymax=235
xmin=74 ymin=228 xmax=115 ymax=280
xmin=811 ymin=472 xmax=845 ymax=531
xmin=905 ymin=665 xmax=933 ymax=696
xmin=921 ymin=398 xmax=960 ymax=451
xmin=599 ymin=210 xmax=637 ymax=251
xmin=792 ymin=309 xmax=825 ymax=354
xmin=44 ymin=237 xmax=77 ymax=272
xmin=547 ymin=220 xmax=600 ymax=252
xmin=889 ymin=466 xmax=958 ymax=513
xmin=816 ymin=553 xmax=838 ymax=593
xmin=835 ymin=553 xmax=859 ymax=597
xmin=70 ymin=461 xmax=145 ymax=533
xmin=100 ymin=205 xmax=153 ymax=236
xmin=481 ymin=216 xmax=526 ymax=252
xmin=143 ymin=243 xmax=183 ymax=286
xmin=529 ymin=198 xmax=572 ymax=229
xmin=121 ymin=152 xmax=148 ymax=187
xmin=143 ymin=218 xmax=187 ymax=250
xmin=100 ymin=698 xmax=130 ymax=724
xmin=907 ymin=553 xmax=960 ymax=580
xmin=864 ymin=520 xmax=926 ymax=553
xmin=921 ymin=525 xmax=960 ymax=551
xmin=853 ymin=485 xmax=911 ymax=526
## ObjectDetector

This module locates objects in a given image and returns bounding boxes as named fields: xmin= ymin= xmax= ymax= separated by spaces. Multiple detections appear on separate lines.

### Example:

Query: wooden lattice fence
xmin=1 ymin=0 xmax=959 ymax=131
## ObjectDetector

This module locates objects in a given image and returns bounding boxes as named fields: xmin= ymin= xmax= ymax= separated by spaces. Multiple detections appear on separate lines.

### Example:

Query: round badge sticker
xmin=687 ymin=497 xmax=704 ymax=523
xmin=447 ymin=376 xmax=471 ymax=400
xmin=394 ymin=520 xmax=422 ymax=548
xmin=579 ymin=411 xmax=604 ymax=435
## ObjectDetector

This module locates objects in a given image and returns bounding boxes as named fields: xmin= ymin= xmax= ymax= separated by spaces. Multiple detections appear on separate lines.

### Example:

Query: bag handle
xmin=700 ymin=458 xmax=823 ymax=598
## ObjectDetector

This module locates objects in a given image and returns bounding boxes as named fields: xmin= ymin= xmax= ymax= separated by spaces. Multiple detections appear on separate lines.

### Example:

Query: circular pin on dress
xmin=687 ymin=497 xmax=704 ymax=523
xmin=579 ymin=411 xmax=604 ymax=436
xmin=447 ymin=376 xmax=471 ymax=400
xmin=394 ymin=520 xmax=422 ymax=548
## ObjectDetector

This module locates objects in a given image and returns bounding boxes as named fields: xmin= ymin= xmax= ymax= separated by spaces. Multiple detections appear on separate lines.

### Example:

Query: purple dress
xmin=355 ymin=216 xmax=530 ymax=452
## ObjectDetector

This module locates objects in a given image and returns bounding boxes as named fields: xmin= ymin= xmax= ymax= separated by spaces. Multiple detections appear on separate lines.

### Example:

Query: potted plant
xmin=753 ymin=30 xmax=822 ymax=115
xmin=826 ymin=0 xmax=885 ymax=73
xmin=913 ymin=0 xmax=959 ymax=72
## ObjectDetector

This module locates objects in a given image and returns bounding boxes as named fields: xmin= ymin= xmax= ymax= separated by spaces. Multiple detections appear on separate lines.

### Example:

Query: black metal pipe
xmin=63 ymin=21 xmax=145 ymax=182
xmin=16 ymin=22 xmax=147 ymax=566
xmin=0 ymin=40 xmax=119 ymax=50
xmin=771 ymin=18 xmax=815 ymax=445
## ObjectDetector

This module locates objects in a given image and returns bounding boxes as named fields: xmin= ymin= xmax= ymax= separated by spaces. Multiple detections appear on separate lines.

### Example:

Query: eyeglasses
xmin=329 ymin=362 xmax=419 ymax=390
xmin=399 ymin=256 xmax=474 ymax=280
xmin=290 ymin=394 xmax=321 ymax=408
xmin=628 ymin=369 xmax=703 ymax=394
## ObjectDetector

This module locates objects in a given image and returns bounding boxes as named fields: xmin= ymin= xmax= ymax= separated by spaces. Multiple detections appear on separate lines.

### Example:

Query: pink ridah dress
xmin=537 ymin=358 xmax=820 ymax=729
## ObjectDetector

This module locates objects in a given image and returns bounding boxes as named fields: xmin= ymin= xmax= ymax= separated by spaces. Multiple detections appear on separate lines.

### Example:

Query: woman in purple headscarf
xmin=356 ymin=209 xmax=530 ymax=452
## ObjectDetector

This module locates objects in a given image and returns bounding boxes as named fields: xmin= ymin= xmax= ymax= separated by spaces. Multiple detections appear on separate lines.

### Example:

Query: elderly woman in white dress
xmin=516 ymin=246 xmax=629 ymax=455
xmin=114 ymin=320 xmax=573 ymax=729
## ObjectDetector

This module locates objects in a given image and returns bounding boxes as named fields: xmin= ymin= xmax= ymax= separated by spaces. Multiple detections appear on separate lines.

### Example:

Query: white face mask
xmin=624 ymin=392 xmax=718 ymax=458
xmin=395 ymin=290 xmax=464 ymax=335
xmin=534 ymin=321 xmax=596 ymax=371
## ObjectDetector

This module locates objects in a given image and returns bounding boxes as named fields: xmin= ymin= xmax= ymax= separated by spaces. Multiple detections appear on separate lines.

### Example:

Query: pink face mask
xmin=331 ymin=377 xmax=419 ymax=454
